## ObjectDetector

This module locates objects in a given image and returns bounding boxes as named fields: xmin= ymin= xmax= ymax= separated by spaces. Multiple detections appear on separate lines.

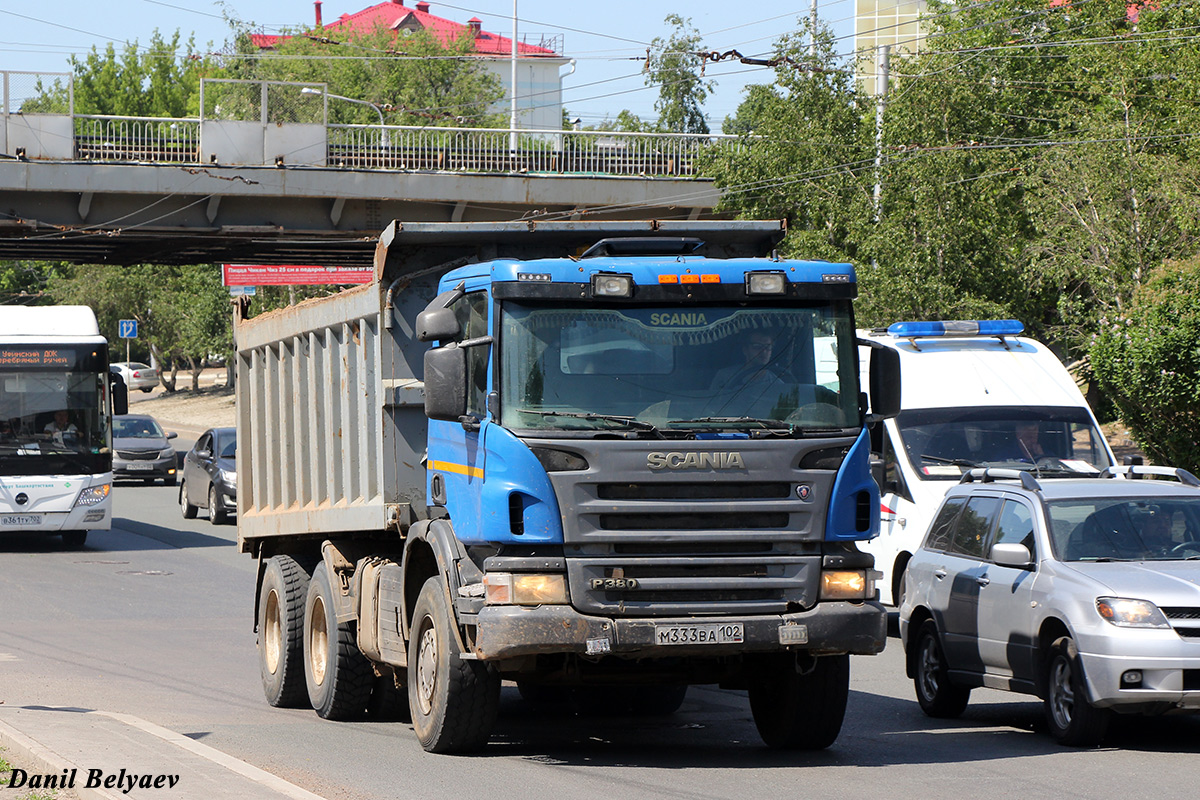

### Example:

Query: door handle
xmin=933 ymin=569 xmax=947 ymax=580
xmin=975 ymin=575 xmax=991 ymax=586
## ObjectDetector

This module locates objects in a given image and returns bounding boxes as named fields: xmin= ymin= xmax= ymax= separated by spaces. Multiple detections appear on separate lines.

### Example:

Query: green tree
xmin=1090 ymin=257 xmax=1200 ymax=472
xmin=70 ymin=31 xmax=220 ymax=117
xmin=646 ymin=14 xmax=713 ymax=134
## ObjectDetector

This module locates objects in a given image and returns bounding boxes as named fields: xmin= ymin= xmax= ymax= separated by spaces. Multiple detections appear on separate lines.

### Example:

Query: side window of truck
xmin=451 ymin=292 xmax=489 ymax=417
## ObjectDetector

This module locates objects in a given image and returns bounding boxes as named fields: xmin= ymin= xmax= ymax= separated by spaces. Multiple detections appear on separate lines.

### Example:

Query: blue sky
xmin=0 ymin=0 xmax=859 ymax=130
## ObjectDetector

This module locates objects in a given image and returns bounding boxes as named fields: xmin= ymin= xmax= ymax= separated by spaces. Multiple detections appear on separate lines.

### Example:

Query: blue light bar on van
xmin=887 ymin=320 xmax=1025 ymax=338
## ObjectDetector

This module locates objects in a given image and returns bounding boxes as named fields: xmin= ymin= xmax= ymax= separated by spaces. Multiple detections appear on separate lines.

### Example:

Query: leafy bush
xmin=1090 ymin=256 xmax=1200 ymax=472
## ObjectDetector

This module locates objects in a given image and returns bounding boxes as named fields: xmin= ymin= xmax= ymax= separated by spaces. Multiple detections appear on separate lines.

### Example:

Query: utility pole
xmin=873 ymin=44 xmax=890 ymax=223
xmin=809 ymin=0 xmax=818 ymax=62
xmin=510 ymin=0 xmax=519 ymax=155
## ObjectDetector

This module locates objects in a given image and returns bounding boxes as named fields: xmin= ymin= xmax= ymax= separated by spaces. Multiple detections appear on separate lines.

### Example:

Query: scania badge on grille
xmin=647 ymin=451 xmax=746 ymax=470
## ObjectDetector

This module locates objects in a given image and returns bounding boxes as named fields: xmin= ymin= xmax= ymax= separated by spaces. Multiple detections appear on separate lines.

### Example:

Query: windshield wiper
xmin=669 ymin=416 xmax=791 ymax=430
xmin=921 ymin=453 xmax=979 ymax=467
xmin=538 ymin=411 xmax=659 ymax=432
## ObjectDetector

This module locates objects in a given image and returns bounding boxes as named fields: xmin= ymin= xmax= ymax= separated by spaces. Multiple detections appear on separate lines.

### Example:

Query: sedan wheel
xmin=179 ymin=480 xmax=197 ymax=519
xmin=209 ymin=485 xmax=228 ymax=525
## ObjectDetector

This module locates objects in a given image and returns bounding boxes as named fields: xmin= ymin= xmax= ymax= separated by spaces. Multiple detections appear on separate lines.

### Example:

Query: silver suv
xmin=900 ymin=466 xmax=1200 ymax=746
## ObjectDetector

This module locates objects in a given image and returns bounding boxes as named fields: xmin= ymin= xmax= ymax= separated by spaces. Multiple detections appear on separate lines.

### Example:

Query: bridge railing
xmin=63 ymin=114 xmax=740 ymax=177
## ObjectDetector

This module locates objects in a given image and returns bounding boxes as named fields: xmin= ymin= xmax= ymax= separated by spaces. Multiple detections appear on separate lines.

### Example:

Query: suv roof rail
xmin=1097 ymin=465 xmax=1200 ymax=487
xmin=960 ymin=468 xmax=1042 ymax=492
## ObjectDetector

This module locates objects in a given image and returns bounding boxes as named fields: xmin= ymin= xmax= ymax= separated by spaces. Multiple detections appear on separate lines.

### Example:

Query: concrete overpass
xmin=0 ymin=76 xmax=739 ymax=266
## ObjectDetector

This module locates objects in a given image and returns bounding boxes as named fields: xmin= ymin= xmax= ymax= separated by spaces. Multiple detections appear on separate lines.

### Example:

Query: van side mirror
xmin=424 ymin=345 xmax=467 ymax=421
xmin=868 ymin=346 xmax=901 ymax=420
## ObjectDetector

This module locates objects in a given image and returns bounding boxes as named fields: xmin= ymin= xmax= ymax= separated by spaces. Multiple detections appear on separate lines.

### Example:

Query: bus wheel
xmin=61 ymin=531 xmax=87 ymax=548
xmin=409 ymin=577 xmax=499 ymax=752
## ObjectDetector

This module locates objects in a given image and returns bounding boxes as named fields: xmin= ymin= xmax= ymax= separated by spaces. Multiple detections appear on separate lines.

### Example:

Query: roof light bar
xmin=887 ymin=319 xmax=1025 ymax=338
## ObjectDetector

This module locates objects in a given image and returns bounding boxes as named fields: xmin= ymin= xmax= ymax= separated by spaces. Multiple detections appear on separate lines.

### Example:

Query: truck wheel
xmin=61 ymin=531 xmax=87 ymax=548
xmin=408 ymin=577 xmax=500 ymax=753
xmin=259 ymin=555 xmax=312 ymax=707
xmin=209 ymin=485 xmax=227 ymax=525
xmin=748 ymin=653 xmax=849 ymax=750
xmin=303 ymin=562 xmax=373 ymax=720
xmin=179 ymin=480 xmax=198 ymax=519
xmin=914 ymin=620 xmax=970 ymax=718
xmin=629 ymin=684 xmax=688 ymax=715
xmin=1044 ymin=636 xmax=1110 ymax=746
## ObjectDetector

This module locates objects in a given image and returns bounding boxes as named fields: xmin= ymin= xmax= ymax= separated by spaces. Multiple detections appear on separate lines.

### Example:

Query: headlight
xmin=1096 ymin=597 xmax=1171 ymax=628
xmin=820 ymin=569 xmax=876 ymax=601
xmin=483 ymin=573 xmax=569 ymax=605
xmin=222 ymin=469 xmax=237 ymax=488
xmin=75 ymin=483 xmax=111 ymax=507
xmin=161 ymin=448 xmax=177 ymax=459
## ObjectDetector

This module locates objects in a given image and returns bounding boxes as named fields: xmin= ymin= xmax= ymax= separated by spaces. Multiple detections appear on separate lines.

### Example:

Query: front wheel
xmin=179 ymin=480 xmax=197 ymax=519
xmin=1044 ymin=636 xmax=1110 ymax=746
xmin=60 ymin=530 xmax=87 ymax=548
xmin=209 ymin=485 xmax=227 ymax=525
xmin=914 ymin=620 xmax=970 ymax=718
xmin=408 ymin=577 xmax=500 ymax=753
xmin=748 ymin=653 xmax=849 ymax=750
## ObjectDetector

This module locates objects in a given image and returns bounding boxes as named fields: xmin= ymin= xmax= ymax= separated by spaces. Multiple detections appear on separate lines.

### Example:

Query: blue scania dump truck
xmin=235 ymin=220 xmax=900 ymax=753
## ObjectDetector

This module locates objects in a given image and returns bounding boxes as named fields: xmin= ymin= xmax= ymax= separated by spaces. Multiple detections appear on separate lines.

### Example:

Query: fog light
xmin=1121 ymin=670 xmax=1143 ymax=687
xmin=484 ymin=572 xmax=568 ymax=605
xmin=591 ymin=273 xmax=633 ymax=298
xmin=746 ymin=271 xmax=787 ymax=295
xmin=820 ymin=569 xmax=871 ymax=600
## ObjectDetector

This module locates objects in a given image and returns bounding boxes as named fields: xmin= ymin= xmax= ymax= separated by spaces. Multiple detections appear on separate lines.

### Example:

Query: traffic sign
xmin=118 ymin=319 xmax=138 ymax=339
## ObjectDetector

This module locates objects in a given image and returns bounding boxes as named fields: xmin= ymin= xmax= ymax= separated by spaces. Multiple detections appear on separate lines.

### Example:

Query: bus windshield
xmin=499 ymin=302 xmax=860 ymax=435
xmin=0 ymin=344 xmax=111 ymax=476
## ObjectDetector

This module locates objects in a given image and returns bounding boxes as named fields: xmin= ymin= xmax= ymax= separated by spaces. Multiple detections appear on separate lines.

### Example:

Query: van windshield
xmin=895 ymin=405 xmax=1111 ymax=480
xmin=499 ymin=302 xmax=861 ymax=435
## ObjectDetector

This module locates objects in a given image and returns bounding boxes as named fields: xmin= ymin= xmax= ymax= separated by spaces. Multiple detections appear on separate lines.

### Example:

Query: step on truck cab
xmin=0 ymin=305 xmax=126 ymax=548
xmin=859 ymin=320 xmax=1116 ymax=606
xmin=237 ymin=221 xmax=901 ymax=753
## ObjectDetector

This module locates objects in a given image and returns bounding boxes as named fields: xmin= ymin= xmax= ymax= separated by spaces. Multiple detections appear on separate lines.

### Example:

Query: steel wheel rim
xmin=1050 ymin=657 xmax=1074 ymax=730
xmin=308 ymin=596 xmax=328 ymax=685
xmin=264 ymin=588 xmax=282 ymax=675
xmin=918 ymin=634 xmax=941 ymax=701
xmin=416 ymin=619 xmax=438 ymax=716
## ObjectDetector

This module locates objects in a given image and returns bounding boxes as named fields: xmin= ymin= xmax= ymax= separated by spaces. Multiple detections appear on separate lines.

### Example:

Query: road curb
xmin=0 ymin=712 xmax=124 ymax=800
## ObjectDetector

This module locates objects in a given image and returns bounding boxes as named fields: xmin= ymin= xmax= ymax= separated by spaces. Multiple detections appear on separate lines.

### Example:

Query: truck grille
xmin=534 ymin=437 xmax=852 ymax=617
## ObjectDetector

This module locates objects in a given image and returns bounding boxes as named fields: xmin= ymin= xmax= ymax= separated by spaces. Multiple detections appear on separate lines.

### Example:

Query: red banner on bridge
xmin=222 ymin=264 xmax=374 ymax=286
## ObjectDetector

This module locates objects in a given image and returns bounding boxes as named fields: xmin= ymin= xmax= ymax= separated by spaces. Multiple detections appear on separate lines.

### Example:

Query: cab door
xmin=976 ymin=498 xmax=1040 ymax=687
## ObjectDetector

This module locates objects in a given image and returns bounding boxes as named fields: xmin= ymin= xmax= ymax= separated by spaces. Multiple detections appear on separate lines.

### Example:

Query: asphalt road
xmin=4 ymin=463 xmax=1200 ymax=800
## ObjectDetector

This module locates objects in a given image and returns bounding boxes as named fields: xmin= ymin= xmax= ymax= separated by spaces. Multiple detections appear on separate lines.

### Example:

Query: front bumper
xmin=472 ymin=600 xmax=887 ymax=661
xmin=113 ymin=455 xmax=176 ymax=480
xmin=1080 ymin=640 xmax=1200 ymax=711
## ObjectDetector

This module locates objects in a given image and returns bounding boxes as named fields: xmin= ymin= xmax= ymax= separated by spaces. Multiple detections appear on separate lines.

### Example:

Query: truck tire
xmin=303 ymin=561 xmax=374 ymax=720
xmin=408 ymin=577 xmax=500 ymax=753
xmin=748 ymin=653 xmax=849 ymax=750
xmin=259 ymin=555 xmax=312 ymax=708
xmin=368 ymin=674 xmax=412 ymax=722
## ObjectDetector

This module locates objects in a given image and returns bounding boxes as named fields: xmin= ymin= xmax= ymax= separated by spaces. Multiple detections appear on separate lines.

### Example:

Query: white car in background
xmin=110 ymin=361 xmax=159 ymax=393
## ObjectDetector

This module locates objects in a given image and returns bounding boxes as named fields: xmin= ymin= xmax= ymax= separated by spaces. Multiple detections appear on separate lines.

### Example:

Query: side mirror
xmin=424 ymin=345 xmax=467 ymax=421
xmin=167 ymin=431 xmax=178 ymax=440
xmin=109 ymin=371 xmax=129 ymax=416
xmin=868 ymin=346 xmax=901 ymax=420
xmin=416 ymin=307 xmax=460 ymax=343
xmin=992 ymin=542 xmax=1032 ymax=568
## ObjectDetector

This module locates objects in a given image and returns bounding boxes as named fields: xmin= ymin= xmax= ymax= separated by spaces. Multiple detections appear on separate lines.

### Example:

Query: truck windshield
xmin=896 ymin=405 xmax=1111 ymax=480
xmin=0 ymin=345 xmax=110 ymax=476
xmin=499 ymin=302 xmax=860 ymax=434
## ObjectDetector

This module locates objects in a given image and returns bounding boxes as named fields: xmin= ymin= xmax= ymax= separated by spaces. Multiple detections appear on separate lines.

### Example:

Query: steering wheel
xmin=1169 ymin=540 xmax=1200 ymax=556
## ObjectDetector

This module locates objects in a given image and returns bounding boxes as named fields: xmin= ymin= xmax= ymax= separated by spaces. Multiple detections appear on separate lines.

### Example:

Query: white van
xmin=859 ymin=320 xmax=1116 ymax=605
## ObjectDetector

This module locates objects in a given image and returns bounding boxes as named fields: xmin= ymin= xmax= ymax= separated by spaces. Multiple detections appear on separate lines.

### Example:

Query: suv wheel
xmin=913 ymin=619 xmax=970 ymax=718
xmin=1044 ymin=636 xmax=1109 ymax=746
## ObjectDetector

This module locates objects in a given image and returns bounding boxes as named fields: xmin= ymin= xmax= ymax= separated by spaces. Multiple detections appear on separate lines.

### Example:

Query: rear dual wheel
xmin=258 ymin=555 xmax=313 ymax=707
xmin=304 ymin=561 xmax=374 ymax=720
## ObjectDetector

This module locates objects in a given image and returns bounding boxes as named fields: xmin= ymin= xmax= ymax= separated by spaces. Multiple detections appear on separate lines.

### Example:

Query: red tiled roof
xmin=251 ymin=1 xmax=558 ymax=57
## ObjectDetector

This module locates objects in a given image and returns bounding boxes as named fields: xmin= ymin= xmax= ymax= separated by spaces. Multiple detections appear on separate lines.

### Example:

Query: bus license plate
xmin=1 ymin=514 xmax=42 ymax=526
xmin=655 ymin=623 xmax=744 ymax=646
